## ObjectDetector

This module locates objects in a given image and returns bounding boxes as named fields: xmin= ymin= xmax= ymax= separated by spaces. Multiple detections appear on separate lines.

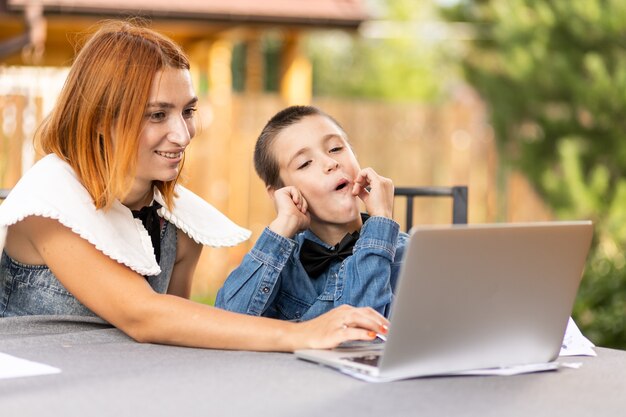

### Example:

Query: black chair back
xmin=394 ymin=186 xmax=468 ymax=231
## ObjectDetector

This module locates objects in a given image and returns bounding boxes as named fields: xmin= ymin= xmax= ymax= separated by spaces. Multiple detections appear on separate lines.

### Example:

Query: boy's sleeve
xmin=338 ymin=216 xmax=403 ymax=316
xmin=215 ymin=227 xmax=296 ymax=316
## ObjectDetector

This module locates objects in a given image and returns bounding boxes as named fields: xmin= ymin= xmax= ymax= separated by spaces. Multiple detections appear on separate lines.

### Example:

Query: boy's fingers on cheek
xmin=364 ymin=171 xmax=380 ymax=186
xmin=355 ymin=170 xmax=368 ymax=184
xmin=354 ymin=176 xmax=369 ymax=189
xmin=357 ymin=188 xmax=370 ymax=201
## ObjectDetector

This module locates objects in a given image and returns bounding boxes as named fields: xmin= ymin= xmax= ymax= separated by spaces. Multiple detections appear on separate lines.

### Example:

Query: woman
xmin=0 ymin=20 xmax=387 ymax=351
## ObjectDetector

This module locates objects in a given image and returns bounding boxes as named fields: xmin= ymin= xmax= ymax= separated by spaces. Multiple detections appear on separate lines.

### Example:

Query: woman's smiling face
xmin=133 ymin=67 xmax=198 ymax=191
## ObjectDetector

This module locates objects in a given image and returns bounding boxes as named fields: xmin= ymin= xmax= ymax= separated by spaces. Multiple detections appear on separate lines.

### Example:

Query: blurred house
xmin=0 ymin=0 xmax=368 ymax=103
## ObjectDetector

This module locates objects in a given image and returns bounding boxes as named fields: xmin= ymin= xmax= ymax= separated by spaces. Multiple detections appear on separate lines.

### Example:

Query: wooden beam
xmin=280 ymin=31 xmax=311 ymax=105
xmin=244 ymin=34 xmax=263 ymax=94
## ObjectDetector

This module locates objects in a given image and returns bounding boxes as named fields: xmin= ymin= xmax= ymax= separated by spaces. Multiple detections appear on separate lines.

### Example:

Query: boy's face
xmin=271 ymin=114 xmax=362 ymax=226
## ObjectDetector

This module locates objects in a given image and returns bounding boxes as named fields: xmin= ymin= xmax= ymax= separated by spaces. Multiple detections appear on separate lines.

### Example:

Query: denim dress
xmin=0 ymin=220 xmax=177 ymax=317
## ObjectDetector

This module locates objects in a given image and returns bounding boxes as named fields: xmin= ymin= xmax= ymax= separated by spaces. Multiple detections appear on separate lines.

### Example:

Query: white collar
xmin=0 ymin=154 xmax=251 ymax=276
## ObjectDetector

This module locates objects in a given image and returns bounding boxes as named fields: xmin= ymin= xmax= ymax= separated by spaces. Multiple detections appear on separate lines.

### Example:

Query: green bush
xmin=441 ymin=0 xmax=626 ymax=348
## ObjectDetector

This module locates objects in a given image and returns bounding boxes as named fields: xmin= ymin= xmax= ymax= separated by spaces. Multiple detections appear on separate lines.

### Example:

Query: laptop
xmin=295 ymin=221 xmax=593 ymax=382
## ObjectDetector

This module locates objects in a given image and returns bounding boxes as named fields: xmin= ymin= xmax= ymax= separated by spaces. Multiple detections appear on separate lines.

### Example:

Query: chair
xmin=394 ymin=186 xmax=468 ymax=231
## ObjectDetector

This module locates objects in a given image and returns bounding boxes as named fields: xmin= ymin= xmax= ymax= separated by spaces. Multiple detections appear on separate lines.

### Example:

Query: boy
xmin=215 ymin=106 xmax=408 ymax=320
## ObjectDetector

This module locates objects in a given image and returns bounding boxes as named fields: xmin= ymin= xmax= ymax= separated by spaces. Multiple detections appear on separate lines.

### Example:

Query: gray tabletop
xmin=0 ymin=315 xmax=624 ymax=417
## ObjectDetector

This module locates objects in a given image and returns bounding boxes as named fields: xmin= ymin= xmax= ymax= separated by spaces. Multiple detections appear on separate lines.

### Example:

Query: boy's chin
xmin=314 ymin=209 xmax=362 ymax=226
xmin=309 ymin=198 xmax=361 ymax=223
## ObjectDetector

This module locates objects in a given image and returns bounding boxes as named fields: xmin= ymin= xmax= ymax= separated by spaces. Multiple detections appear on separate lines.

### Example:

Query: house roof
xmin=6 ymin=0 xmax=369 ymax=28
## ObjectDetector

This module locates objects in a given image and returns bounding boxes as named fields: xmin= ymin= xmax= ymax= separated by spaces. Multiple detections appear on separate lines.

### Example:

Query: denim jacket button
xmin=261 ymin=286 xmax=270 ymax=294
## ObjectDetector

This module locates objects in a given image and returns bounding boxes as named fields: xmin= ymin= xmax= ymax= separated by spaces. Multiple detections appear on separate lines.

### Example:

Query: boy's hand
xmin=352 ymin=168 xmax=394 ymax=218
xmin=268 ymin=186 xmax=310 ymax=238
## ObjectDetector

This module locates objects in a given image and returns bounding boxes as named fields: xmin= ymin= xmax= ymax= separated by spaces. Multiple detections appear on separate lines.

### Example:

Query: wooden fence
xmin=0 ymin=72 xmax=552 ymax=299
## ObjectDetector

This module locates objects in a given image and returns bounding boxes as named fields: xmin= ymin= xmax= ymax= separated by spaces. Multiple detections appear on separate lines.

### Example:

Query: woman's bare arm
xmin=165 ymin=229 xmax=202 ymax=298
xmin=8 ymin=216 xmax=387 ymax=351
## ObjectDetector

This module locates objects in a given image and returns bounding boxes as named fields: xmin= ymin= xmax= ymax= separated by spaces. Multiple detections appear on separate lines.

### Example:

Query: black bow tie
xmin=299 ymin=231 xmax=360 ymax=279
xmin=132 ymin=202 xmax=162 ymax=264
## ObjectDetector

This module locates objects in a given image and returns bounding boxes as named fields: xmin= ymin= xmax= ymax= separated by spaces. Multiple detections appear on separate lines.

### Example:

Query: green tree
xmin=441 ymin=0 xmax=626 ymax=347
xmin=307 ymin=0 xmax=450 ymax=101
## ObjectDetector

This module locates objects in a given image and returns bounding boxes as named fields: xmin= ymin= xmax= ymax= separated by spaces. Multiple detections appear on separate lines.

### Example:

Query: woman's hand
xmin=288 ymin=305 xmax=389 ymax=350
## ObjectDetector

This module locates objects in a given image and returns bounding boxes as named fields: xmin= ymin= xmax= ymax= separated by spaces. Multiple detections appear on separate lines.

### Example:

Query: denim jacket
xmin=215 ymin=216 xmax=409 ymax=320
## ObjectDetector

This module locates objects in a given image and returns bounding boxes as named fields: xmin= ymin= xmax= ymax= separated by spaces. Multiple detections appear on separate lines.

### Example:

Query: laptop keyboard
xmin=335 ymin=336 xmax=385 ymax=350
xmin=343 ymin=354 xmax=381 ymax=367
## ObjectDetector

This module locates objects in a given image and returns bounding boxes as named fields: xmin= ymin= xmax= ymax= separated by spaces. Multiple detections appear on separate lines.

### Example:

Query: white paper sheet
xmin=559 ymin=317 xmax=596 ymax=357
xmin=0 ymin=352 xmax=61 ymax=380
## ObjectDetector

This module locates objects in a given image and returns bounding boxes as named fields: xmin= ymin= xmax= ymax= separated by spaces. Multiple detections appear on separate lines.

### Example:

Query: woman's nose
xmin=168 ymin=116 xmax=192 ymax=146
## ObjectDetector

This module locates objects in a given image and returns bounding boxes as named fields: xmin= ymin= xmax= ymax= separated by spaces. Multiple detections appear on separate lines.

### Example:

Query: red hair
xmin=36 ymin=20 xmax=190 ymax=209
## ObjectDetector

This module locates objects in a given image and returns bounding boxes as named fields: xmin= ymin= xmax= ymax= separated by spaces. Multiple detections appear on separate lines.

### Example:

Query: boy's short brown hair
xmin=254 ymin=105 xmax=345 ymax=188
